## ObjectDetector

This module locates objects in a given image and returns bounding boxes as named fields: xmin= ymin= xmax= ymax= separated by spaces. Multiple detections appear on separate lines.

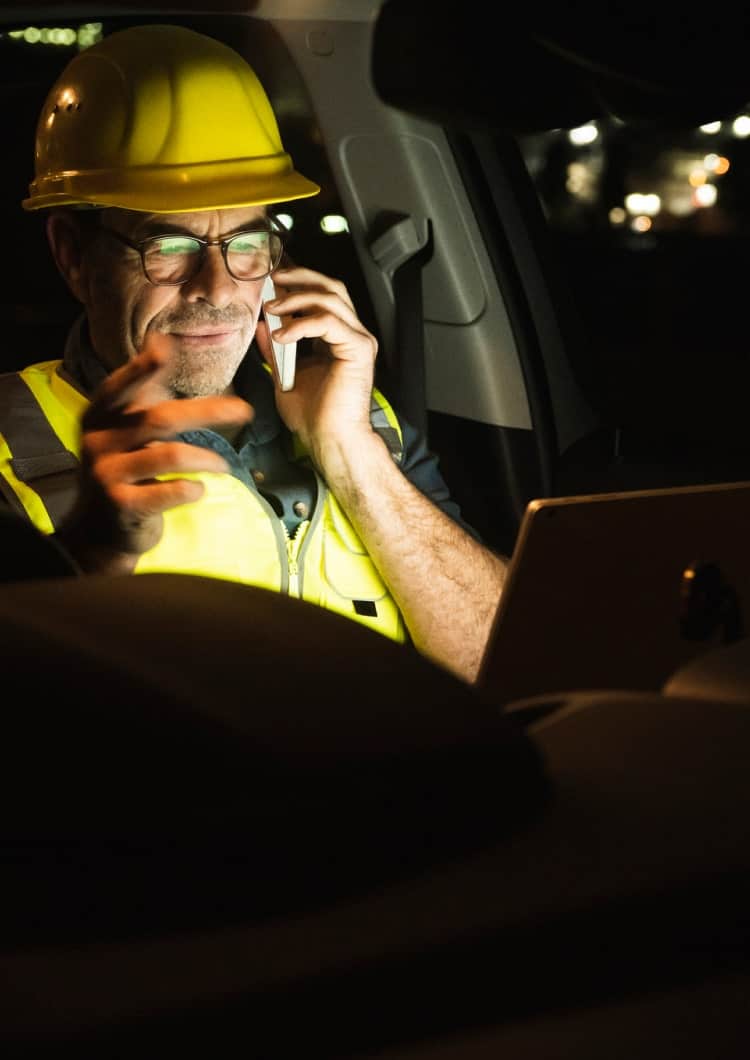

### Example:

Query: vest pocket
xmin=318 ymin=512 xmax=405 ymax=643
xmin=321 ymin=495 xmax=387 ymax=602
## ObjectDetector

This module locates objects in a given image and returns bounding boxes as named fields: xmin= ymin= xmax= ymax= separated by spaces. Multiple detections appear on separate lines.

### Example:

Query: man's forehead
xmin=113 ymin=205 xmax=268 ymax=236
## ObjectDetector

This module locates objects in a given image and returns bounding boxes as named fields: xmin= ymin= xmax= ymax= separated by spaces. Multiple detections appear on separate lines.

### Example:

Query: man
xmin=0 ymin=23 xmax=506 ymax=684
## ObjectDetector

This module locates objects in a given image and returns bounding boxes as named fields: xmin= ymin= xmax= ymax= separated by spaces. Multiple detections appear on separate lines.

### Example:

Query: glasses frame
xmin=99 ymin=218 xmax=287 ymax=286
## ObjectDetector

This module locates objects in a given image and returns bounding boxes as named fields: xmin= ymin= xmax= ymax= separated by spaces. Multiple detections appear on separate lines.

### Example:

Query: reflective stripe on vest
xmin=0 ymin=371 xmax=79 ymax=527
xmin=0 ymin=361 xmax=407 ymax=642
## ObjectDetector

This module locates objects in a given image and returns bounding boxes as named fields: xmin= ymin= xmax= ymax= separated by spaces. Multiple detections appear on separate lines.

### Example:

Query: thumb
xmin=254 ymin=317 xmax=275 ymax=373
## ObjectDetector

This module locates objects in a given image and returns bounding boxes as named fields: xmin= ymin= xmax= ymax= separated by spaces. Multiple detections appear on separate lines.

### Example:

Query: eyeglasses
xmin=100 ymin=221 xmax=285 ymax=286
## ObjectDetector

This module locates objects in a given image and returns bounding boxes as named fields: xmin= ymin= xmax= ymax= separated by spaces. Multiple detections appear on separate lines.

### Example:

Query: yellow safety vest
xmin=0 ymin=360 xmax=407 ymax=643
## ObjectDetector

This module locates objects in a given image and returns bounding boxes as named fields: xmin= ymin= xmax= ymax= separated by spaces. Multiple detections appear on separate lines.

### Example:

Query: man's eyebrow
xmin=132 ymin=219 xmax=271 ymax=240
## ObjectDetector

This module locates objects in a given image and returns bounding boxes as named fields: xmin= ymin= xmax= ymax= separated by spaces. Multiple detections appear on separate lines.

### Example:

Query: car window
xmin=517 ymin=109 xmax=750 ymax=492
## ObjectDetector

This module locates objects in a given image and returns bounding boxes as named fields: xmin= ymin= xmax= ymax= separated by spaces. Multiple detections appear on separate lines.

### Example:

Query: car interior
xmin=1 ymin=2 xmax=749 ymax=1056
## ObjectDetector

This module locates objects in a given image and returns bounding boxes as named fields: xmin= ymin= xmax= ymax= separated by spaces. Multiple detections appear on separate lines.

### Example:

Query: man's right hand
xmin=57 ymin=334 xmax=252 ymax=574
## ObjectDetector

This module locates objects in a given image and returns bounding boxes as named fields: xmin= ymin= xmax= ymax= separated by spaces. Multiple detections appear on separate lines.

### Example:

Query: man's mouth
xmin=171 ymin=328 xmax=239 ymax=341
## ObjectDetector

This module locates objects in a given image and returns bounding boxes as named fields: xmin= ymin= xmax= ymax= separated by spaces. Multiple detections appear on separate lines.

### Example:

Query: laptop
xmin=476 ymin=479 xmax=750 ymax=707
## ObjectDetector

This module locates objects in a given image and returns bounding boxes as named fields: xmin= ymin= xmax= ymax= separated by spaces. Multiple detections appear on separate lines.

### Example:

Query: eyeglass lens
xmin=143 ymin=230 xmax=282 ymax=284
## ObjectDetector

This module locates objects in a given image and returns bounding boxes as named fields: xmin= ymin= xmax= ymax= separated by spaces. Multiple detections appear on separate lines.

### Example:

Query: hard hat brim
xmin=23 ymin=159 xmax=321 ymax=213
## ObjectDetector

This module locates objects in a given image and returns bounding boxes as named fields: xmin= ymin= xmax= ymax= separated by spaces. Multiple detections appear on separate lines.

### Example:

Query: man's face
xmin=77 ymin=205 xmax=271 ymax=398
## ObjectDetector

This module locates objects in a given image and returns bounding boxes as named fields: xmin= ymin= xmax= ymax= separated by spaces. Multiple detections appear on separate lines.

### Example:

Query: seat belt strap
xmin=369 ymin=214 xmax=432 ymax=437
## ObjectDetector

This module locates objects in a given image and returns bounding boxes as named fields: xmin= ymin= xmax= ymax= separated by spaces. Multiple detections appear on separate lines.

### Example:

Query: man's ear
xmin=45 ymin=211 xmax=88 ymax=303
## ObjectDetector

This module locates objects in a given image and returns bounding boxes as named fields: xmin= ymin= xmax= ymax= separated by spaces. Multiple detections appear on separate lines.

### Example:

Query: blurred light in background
xmin=320 ymin=214 xmax=350 ymax=234
xmin=568 ymin=123 xmax=599 ymax=146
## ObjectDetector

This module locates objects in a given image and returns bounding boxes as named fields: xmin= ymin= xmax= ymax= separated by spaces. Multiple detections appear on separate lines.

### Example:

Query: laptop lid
xmin=476 ymin=480 xmax=750 ymax=707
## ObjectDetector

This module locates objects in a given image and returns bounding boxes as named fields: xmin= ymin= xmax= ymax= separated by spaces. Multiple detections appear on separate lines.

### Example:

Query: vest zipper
xmin=245 ymin=472 xmax=316 ymax=597
xmin=285 ymin=519 xmax=310 ymax=598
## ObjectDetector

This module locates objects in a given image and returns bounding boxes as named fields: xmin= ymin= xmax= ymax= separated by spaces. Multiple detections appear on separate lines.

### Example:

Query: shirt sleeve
xmin=397 ymin=415 xmax=485 ymax=543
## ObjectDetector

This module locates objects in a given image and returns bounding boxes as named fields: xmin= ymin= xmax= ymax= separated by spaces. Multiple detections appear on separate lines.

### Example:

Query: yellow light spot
xmin=688 ymin=168 xmax=706 ymax=187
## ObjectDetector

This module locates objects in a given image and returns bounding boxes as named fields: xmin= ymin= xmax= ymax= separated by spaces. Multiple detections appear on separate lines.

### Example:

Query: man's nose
xmin=182 ymin=244 xmax=237 ymax=307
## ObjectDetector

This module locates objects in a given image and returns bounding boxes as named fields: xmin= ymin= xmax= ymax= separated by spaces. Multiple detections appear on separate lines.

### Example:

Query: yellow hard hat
xmin=22 ymin=23 xmax=320 ymax=213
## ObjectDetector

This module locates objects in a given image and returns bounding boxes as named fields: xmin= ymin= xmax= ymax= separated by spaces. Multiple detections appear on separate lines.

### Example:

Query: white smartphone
xmin=261 ymin=275 xmax=296 ymax=391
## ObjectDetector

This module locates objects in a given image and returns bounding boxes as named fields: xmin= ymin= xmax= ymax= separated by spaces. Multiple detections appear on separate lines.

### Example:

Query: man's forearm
xmin=318 ymin=429 xmax=508 ymax=684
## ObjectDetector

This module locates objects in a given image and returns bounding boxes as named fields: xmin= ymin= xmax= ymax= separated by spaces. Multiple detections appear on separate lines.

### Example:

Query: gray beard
xmin=165 ymin=348 xmax=244 ymax=398
xmin=149 ymin=305 xmax=253 ymax=398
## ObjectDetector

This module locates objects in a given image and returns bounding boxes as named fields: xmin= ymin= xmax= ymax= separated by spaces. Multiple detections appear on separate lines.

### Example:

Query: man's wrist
xmin=314 ymin=426 xmax=392 ymax=489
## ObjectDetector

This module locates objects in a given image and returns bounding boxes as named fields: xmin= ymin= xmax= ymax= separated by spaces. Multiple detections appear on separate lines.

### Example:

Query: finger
xmin=267 ymin=310 xmax=376 ymax=362
xmin=83 ymin=394 xmax=253 ymax=441
xmin=265 ymin=291 xmax=362 ymax=334
xmin=86 ymin=344 xmax=174 ymax=415
xmin=109 ymin=477 xmax=207 ymax=516
xmin=95 ymin=441 xmax=231 ymax=485
xmin=271 ymin=267 xmax=355 ymax=311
